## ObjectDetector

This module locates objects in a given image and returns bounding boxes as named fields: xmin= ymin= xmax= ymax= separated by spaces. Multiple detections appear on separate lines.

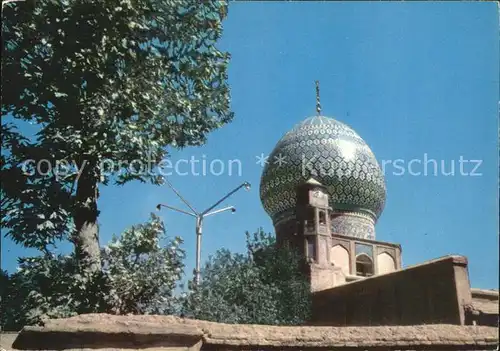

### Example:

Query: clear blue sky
xmin=2 ymin=2 xmax=499 ymax=289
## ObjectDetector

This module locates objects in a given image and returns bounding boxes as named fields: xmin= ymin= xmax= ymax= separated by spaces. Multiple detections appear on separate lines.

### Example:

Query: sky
xmin=2 ymin=2 xmax=499 ymax=289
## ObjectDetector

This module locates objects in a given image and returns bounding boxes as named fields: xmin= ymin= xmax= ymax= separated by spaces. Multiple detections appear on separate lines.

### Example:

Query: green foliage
xmin=181 ymin=229 xmax=311 ymax=325
xmin=1 ymin=0 xmax=233 ymax=269
xmin=7 ymin=254 xmax=110 ymax=326
xmin=101 ymin=213 xmax=185 ymax=315
xmin=0 ymin=213 xmax=184 ymax=330
xmin=1 ymin=269 xmax=30 ymax=331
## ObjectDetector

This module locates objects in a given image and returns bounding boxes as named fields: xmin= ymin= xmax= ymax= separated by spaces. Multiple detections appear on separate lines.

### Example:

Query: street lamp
xmin=156 ymin=179 xmax=251 ymax=286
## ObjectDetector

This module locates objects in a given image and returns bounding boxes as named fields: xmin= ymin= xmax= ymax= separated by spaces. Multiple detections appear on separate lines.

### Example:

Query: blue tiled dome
xmin=260 ymin=116 xmax=386 ymax=227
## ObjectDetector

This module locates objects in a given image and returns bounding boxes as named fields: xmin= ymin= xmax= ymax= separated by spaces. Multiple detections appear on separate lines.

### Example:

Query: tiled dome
xmin=260 ymin=116 xmax=386 ymax=228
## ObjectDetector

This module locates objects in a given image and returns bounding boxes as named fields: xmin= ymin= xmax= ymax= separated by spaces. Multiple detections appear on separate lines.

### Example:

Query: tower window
xmin=305 ymin=208 xmax=315 ymax=232
xmin=355 ymin=254 xmax=374 ymax=277
xmin=318 ymin=210 xmax=326 ymax=225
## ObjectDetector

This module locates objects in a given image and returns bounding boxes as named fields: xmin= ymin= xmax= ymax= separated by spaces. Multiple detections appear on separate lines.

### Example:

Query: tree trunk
xmin=73 ymin=159 xmax=101 ymax=273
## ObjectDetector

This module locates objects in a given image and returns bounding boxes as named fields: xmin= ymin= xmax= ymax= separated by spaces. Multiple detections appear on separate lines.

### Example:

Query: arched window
xmin=377 ymin=252 xmax=396 ymax=274
xmin=331 ymin=244 xmax=350 ymax=274
xmin=355 ymin=254 xmax=374 ymax=277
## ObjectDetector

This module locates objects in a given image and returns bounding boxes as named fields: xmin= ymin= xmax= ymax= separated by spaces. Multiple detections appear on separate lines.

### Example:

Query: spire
xmin=315 ymin=80 xmax=321 ymax=115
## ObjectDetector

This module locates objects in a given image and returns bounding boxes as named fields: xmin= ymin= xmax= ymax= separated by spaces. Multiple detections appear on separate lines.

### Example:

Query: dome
xmin=260 ymin=115 xmax=386 ymax=237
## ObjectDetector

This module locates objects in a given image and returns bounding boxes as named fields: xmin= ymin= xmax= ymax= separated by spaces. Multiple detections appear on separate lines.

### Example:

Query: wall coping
xmin=11 ymin=313 xmax=499 ymax=350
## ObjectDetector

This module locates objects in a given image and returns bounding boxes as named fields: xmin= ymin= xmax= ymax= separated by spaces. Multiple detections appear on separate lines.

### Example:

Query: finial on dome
xmin=315 ymin=80 xmax=321 ymax=116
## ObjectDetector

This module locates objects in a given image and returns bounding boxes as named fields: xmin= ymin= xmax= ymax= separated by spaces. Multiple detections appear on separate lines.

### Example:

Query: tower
xmin=294 ymin=178 xmax=339 ymax=291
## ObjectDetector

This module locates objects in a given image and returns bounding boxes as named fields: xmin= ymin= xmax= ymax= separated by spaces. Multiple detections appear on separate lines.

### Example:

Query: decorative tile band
xmin=331 ymin=212 xmax=376 ymax=240
xmin=274 ymin=210 xmax=375 ymax=240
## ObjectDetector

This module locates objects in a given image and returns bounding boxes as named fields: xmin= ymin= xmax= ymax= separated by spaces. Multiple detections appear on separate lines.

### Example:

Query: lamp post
xmin=156 ymin=179 xmax=251 ymax=286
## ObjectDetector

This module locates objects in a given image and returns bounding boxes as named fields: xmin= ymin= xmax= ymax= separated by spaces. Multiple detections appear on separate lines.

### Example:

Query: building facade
xmin=260 ymin=114 xmax=402 ymax=291
xmin=259 ymin=112 xmax=498 ymax=326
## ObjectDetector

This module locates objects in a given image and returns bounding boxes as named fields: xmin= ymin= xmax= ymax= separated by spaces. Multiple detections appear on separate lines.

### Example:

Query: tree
xmin=2 ymin=0 xmax=233 ymax=274
xmin=101 ymin=213 xmax=184 ymax=315
xmin=0 ymin=213 xmax=184 ymax=330
xmin=181 ymin=229 xmax=311 ymax=325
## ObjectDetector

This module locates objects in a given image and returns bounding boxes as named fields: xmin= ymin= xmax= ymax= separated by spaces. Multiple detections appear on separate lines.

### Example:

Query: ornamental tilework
xmin=260 ymin=116 xmax=386 ymax=238
xmin=331 ymin=213 xmax=375 ymax=240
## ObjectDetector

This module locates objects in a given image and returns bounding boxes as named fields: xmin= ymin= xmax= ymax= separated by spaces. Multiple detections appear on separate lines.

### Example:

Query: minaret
xmin=295 ymin=178 xmax=338 ymax=292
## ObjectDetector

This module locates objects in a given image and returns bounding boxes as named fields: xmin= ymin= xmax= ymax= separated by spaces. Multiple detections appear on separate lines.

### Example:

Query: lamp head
xmin=156 ymin=204 xmax=162 ymax=211
xmin=231 ymin=207 xmax=236 ymax=213
xmin=243 ymin=182 xmax=251 ymax=191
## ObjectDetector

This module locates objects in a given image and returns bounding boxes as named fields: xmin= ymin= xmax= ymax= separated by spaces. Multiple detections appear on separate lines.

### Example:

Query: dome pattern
xmin=260 ymin=116 xmax=386 ymax=233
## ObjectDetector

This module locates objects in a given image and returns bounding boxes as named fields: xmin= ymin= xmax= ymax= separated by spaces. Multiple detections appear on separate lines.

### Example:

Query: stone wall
xmin=311 ymin=255 xmax=474 ymax=326
xmin=8 ymin=313 xmax=499 ymax=350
